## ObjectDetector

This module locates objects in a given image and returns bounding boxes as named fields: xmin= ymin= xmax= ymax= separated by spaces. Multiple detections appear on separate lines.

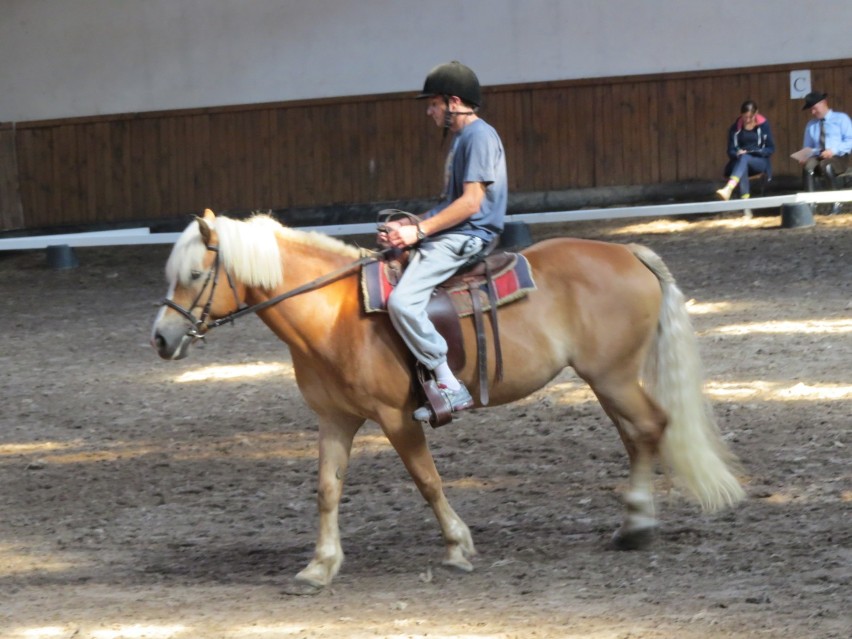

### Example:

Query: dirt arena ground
xmin=0 ymin=211 xmax=849 ymax=639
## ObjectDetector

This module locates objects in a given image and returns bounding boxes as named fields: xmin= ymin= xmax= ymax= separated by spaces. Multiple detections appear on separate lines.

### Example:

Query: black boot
xmin=824 ymin=164 xmax=839 ymax=190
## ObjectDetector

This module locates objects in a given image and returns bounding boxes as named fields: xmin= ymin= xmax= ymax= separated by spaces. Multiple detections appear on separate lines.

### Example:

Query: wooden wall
xmin=485 ymin=58 xmax=852 ymax=194
xmin=0 ymin=126 xmax=24 ymax=230
xmin=2 ymin=58 xmax=851 ymax=231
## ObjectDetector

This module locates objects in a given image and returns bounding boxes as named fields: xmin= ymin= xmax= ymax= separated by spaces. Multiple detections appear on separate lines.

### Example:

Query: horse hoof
xmin=610 ymin=525 xmax=657 ymax=551
xmin=441 ymin=557 xmax=474 ymax=573
xmin=282 ymin=577 xmax=327 ymax=596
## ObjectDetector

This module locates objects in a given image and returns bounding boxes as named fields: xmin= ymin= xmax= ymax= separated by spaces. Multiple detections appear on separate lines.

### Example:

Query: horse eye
xmin=190 ymin=270 xmax=202 ymax=281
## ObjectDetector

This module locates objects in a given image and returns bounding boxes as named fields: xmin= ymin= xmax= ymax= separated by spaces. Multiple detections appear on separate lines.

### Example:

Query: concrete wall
xmin=2 ymin=0 xmax=851 ymax=122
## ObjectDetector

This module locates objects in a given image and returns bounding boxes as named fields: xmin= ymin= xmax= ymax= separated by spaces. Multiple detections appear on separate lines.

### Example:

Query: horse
xmin=151 ymin=208 xmax=745 ymax=592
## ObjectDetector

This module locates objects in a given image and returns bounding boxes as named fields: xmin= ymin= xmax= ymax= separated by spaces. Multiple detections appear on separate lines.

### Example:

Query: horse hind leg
xmin=592 ymin=380 xmax=668 ymax=550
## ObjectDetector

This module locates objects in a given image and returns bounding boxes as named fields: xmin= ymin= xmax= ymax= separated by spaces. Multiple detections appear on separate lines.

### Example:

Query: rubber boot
xmin=824 ymin=164 xmax=838 ymax=190
xmin=803 ymin=171 xmax=816 ymax=192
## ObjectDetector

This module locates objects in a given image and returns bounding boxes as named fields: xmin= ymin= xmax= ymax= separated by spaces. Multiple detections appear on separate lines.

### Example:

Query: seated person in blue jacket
xmin=716 ymin=100 xmax=775 ymax=201
xmin=798 ymin=91 xmax=852 ymax=192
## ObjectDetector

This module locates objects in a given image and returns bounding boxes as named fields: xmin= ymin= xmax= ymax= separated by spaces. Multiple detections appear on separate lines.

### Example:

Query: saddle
xmin=362 ymin=248 xmax=537 ymax=425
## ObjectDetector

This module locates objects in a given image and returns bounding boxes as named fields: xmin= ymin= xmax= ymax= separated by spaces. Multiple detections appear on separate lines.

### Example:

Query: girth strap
xmin=465 ymin=258 xmax=505 ymax=406
xmin=469 ymin=281 xmax=489 ymax=405
xmin=484 ymin=259 xmax=504 ymax=384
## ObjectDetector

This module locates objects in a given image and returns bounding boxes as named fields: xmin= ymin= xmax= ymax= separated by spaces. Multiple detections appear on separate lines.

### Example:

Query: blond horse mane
xmin=166 ymin=213 xmax=360 ymax=290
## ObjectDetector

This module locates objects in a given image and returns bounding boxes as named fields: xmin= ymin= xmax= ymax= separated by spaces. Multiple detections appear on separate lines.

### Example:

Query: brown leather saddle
xmin=422 ymin=250 xmax=517 ymax=426
xmin=367 ymin=209 xmax=536 ymax=426
xmin=363 ymin=247 xmax=536 ymax=426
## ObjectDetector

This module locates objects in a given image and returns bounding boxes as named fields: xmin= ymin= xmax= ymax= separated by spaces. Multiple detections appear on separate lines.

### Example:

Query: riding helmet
xmin=417 ymin=61 xmax=481 ymax=107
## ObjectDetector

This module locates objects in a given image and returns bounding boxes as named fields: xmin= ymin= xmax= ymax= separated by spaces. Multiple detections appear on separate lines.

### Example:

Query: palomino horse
xmin=151 ymin=209 xmax=745 ymax=591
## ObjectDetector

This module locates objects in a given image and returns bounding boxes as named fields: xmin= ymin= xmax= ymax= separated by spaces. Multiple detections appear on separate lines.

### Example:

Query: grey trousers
xmin=803 ymin=155 xmax=850 ymax=190
xmin=387 ymin=233 xmax=485 ymax=370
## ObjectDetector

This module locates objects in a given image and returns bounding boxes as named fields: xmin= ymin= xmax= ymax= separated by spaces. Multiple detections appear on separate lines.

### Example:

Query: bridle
xmin=159 ymin=240 xmax=390 ymax=341
xmin=159 ymin=243 xmax=245 ymax=339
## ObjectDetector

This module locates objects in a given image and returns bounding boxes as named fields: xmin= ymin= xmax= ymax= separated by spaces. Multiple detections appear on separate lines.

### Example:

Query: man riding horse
xmin=151 ymin=63 xmax=745 ymax=592
xmin=378 ymin=61 xmax=508 ymax=422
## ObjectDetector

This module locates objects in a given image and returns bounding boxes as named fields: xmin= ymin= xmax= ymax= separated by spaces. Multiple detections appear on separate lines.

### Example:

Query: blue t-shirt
xmin=425 ymin=118 xmax=508 ymax=242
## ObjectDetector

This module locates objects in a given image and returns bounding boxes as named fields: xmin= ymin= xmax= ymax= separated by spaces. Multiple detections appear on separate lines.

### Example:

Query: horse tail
xmin=628 ymin=244 xmax=746 ymax=512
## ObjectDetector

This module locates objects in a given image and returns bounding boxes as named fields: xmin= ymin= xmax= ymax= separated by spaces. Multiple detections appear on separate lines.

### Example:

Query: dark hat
xmin=802 ymin=91 xmax=828 ymax=110
xmin=417 ymin=61 xmax=481 ymax=107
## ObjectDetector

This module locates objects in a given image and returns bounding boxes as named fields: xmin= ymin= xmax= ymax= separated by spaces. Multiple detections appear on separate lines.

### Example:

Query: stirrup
xmin=414 ymin=366 xmax=473 ymax=427
xmin=413 ymin=382 xmax=474 ymax=424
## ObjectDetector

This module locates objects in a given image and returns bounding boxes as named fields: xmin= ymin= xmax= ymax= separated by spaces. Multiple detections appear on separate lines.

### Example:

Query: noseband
xmin=159 ymin=244 xmax=245 ymax=340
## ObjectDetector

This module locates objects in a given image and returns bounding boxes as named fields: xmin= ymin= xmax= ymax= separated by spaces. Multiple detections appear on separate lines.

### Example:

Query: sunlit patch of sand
xmin=709 ymin=318 xmax=852 ymax=335
xmin=0 ymin=545 xmax=81 ymax=577
xmin=0 ymin=441 xmax=79 ymax=457
xmin=174 ymin=361 xmax=294 ymax=383
xmin=606 ymin=215 xmax=778 ymax=235
xmin=0 ymin=429 xmax=396 ymax=469
xmin=706 ymin=380 xmax=852 ymax=401
xmin=685 ymin=300 xmax=744 ymax=315
xmin=90 ymin=627 xmax=189 ymax=639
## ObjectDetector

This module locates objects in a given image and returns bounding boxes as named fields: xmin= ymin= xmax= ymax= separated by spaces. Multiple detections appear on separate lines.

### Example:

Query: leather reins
xmin=160 ymin=242 xmax=388 ymax=340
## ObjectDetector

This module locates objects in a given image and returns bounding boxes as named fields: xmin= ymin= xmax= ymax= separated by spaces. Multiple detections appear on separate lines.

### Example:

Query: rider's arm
xmin=419 ymin=181 xmax=486 ymax=237
xmin=380 ymin=181 xmax=487 ymax=249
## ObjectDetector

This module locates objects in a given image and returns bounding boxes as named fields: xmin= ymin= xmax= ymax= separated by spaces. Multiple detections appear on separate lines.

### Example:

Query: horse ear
xmin=197 ymin=209 xmax=217 ymax=245
xmin=195 ymin=214 xmax=213 ymax=246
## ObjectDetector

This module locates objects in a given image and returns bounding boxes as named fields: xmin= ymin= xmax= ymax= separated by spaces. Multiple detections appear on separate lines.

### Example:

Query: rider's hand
xmin=378 ymin=219 xmax=422 ymax=249
xmin=388 ymin=224 xmax=420 ymax=248
xmin=377 ymin=220 xmax=402 ymax=248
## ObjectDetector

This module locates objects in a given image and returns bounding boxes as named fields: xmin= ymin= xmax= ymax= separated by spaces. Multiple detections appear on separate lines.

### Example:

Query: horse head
xmin=151 ymin=209 xmax=248 ymax=360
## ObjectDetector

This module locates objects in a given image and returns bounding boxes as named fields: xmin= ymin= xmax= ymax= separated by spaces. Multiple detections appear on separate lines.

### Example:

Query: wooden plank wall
xmin=0 ymin=125 xmax=24 ymax=230
xmin=485 ymin=59 xmax=852 ymax=194
xmin=2 ymin=58 xmax=851 ymax=231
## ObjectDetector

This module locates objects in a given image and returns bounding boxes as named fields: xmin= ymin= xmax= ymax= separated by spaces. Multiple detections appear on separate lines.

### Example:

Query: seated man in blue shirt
xmin=799 ymin=91 xmax=852 ymax=202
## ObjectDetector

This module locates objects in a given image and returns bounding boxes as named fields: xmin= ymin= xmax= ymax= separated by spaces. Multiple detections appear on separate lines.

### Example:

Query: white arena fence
xmin=1 ymin=189 xmax=850 ymax=252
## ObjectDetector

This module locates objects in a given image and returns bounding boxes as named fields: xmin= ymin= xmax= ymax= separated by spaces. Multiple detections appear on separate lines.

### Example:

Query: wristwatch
xmin=416 ymin=225 xmax=427 ymax=241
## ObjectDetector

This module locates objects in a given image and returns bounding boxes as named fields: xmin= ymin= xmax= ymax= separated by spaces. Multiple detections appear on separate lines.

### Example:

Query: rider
xmin=379 ymin=61 xmax=508 ymax=421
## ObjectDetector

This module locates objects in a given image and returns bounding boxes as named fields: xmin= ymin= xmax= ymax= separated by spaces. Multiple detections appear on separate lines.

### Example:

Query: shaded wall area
xmin=2 ymin=59 xmax=850 ymax=232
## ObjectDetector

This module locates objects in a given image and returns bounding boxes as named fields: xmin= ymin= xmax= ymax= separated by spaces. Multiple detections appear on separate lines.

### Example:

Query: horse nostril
xmin=153 ymin=333 xmax=165 ymax=351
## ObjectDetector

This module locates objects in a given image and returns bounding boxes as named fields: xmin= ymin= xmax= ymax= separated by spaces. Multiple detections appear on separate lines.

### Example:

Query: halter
xmin=159 ymin=241 xmax=390 ymax=341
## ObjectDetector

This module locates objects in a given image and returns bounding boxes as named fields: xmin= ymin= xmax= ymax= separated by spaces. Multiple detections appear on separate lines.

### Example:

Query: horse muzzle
xmin=151 ymin=317 xmax=199 ymax=360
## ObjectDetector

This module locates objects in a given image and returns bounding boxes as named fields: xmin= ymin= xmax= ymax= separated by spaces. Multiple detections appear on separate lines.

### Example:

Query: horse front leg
xmin=290 ymin=413 xmax=363 ymax=593
xmin=379 ymin=408 xmax=477 ymax=572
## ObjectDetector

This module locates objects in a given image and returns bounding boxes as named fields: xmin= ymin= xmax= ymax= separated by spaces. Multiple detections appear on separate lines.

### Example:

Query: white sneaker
xmin=412 ymin=382 xmax=474 ymax=422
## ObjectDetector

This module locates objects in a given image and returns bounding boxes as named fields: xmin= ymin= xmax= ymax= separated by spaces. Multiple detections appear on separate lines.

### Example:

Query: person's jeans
xmin=387 ymin=233 xmax=485 ymax=370
xmin=727 ymin=155 xmax=770 ymax=196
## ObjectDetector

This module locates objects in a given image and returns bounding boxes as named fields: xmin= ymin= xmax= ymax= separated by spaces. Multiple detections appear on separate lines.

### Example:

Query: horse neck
xmin=248 ymin=234 xmax=360 ymax=356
